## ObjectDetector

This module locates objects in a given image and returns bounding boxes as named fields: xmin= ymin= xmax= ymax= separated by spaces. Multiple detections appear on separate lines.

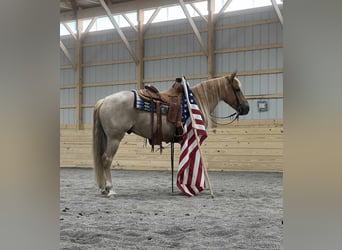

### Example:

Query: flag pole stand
xmin=182 ymin=77 xmax=214 ymax=198
xmin=171 ymin=142 xmax=174 ymax=193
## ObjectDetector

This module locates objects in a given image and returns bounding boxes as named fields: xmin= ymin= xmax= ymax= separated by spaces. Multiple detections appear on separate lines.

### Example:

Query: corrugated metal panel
xmin=145 ymin=33 xmax=206 ymax=57
xmin=111 ymin=83 xmax=136 ymax=93
xmin=217 ymin=48 xmax=281 ymax=74
xmin=277 ymin=48 xmax=283 ymax=68
xmin=83 ymin=63 xmax=136 ymax=83
xmin=83 ymin=42 xmax=136 ymax=63
xmin=60 ymin=48 xmax=76 ymax=66
xmin=60 ymin=109 xmax=76 ymax=125
xmin=216 ymin=22 xmax=281 ymax=49
xmin=144 ymin=56 xmax=207 ymax=79
xmin=82 ymin=83 xmax=137 ymax=124
xmin=146 ymin=17 xmax=206 ymax=36
xmin=83 ymin=83 xmax=136 ymax=104
xmin=60 ymin=69 xmax=75 ymax=85
xmin=61 ymin=37 xmax=76 ymax=47
xmin=268 ymin=23 xmax=278 ymax=44
xmin=253 ymin=25 xmax=262 ymax=44
xmin=82 ymin=108 xmax=93 ymax=124
xmin=60 ymin=89 xmax=75 ymax=105
xmin=83 ymin=28 xmax=136 ymax=44
xmin=237 ymin=73 xmax=282 ymax=95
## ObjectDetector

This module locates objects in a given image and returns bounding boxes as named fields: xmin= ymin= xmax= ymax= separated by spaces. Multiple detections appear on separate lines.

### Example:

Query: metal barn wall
xmin=60 ymin=5 xmax=283 ymax=126
xmin=60 ymin=38 xmax=76 ymax=125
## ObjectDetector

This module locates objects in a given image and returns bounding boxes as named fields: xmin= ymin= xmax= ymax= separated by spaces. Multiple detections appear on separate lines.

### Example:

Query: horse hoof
xmin=101 ymin=189 xmax=108 ymax=195
xmin=107 ymin=190 xmax=116 ymax=197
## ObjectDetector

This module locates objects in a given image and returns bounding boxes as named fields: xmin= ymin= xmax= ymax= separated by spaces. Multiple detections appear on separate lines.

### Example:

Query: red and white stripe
xmin=177 ymin=80 xmax=207 ymax=196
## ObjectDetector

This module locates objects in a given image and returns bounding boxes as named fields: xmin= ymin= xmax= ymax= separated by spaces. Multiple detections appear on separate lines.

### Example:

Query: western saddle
xmin=138 ymin=78 xmax=184 ymax=152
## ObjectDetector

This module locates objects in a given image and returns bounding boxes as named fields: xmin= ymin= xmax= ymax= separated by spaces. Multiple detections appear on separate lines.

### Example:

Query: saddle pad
xmin=132 ymin=90 xmax=168 ymax=115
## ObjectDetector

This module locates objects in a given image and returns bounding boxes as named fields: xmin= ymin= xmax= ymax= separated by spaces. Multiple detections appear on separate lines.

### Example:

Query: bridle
xmin=210 ymin=78 xmax=242 ymax=125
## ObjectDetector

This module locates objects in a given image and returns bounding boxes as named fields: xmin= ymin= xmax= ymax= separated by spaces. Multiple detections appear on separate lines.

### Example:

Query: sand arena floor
xmin=60 ymin=168 xmax=283 ymax=249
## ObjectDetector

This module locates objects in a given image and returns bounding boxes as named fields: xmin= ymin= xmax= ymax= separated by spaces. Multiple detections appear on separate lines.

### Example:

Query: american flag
xmin=177 ymin=78 xmax=208 ymax=196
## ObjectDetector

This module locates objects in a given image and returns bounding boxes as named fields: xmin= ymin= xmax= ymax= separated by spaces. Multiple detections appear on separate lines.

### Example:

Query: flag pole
xmin=182 ymin=77 xmax=214 ymax=198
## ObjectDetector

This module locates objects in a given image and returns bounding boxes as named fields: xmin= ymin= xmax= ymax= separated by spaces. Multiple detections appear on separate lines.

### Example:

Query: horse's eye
xmin=235 ymin=88 xmax=241 ymax=92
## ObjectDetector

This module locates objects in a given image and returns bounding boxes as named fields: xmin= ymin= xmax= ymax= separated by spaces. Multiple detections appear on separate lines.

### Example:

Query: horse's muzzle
xmin=238 ymin=103 xmax=249 ymax=115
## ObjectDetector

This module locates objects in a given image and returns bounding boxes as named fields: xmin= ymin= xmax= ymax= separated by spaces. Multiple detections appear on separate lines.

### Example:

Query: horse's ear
xmin=229 ymin=71 xmax=237 ymax=81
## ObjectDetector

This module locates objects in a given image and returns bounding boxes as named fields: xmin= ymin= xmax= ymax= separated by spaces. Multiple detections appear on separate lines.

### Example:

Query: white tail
xmin=92 ymin=99 xmax=106 ymax=189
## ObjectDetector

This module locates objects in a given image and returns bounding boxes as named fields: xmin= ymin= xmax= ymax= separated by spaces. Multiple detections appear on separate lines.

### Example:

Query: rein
xmin=210 ymin=112 xmax=239 ymax=125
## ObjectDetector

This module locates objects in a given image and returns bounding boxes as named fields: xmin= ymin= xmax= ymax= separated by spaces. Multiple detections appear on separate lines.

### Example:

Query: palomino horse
xmin=93 ymin=72 xmax=249 ymax=196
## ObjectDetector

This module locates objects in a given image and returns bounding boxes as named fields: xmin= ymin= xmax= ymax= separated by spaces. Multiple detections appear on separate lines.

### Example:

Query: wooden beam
xmin=208 ymin=0 xmax=216 ymax=126
xmin=246 ymin=93 xmax=283 ymax=100
xmin=68 ymin=0 xmax=78 ymax=17
xmin=60 ymin=84 xmax=75 ymax=89
xmin=215 ymin=69 xmax=284 ymax=77
xmin=75 ymin=18 xmax=83 ymax=130
xmin=62 ymin=22 xmax=77 ymax=40
xmin=60 ymin=104 xmax=76 ymax=109
xmin=99 ymin=0 xmax=138 ymax=64
xmin=61 ymin=0 xmax=195 ymax=22
xmin=143 ymin=7 xmax=161 ymax=34
xmin=80 ymin=17 xmax=97 ymax=41
xmin=82 ymin=59 xmax=133 ymax=67
xmin=122 ymin=14 xmax=138 ymax=32
xmin=82 ymin=37 xmax=137 ymax=47
xmin=214 ymin=43 xmax=283 ymax=54
xmin=270 ymin=0 xmax=283 ymax=26
xmin=137 ymin=9 xmax=145 ymax=90
xmin=60 ymin=1 xmax=72 ymax=10
xmin=178 ymin=0 xmax=208 ymax=57
xmin=144 ymin=52 xmax=203 ymax=62
xmin=207 ymin=0 xmax=215 ymax=79
xmin=189 ymin=2 xmax=207 ymax=22
xmin=216 ymin=0 xmax=233 ymax=22
xmin=215 ymin=18 xmax=279 ymax=30
xmin=60 ymin=65 xmax=73 ymax=70
xmin=60 ymin=40 xmax=75 ymax=69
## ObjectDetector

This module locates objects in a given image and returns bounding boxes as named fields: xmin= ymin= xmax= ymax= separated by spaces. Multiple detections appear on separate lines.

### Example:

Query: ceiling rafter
xmin=99 ymin=0 xmax=138 ymax=64
xmin=68 ymin=0 xmax=79 ymax=17
xmin=216 ymin=0 xmax=233 ymax=22
xmin=60 ymin=2 xmax=73 ymax=10
xmin=178 ymin=0 xmax=208 ymax=57
xmin=62 ymin=22 xmax=77 ymax=40
xmin=189 ymin=2 xmax=207 ymax=22
xmin=270 ymin=0 xmax=283 ymax=26
xmin=143 ymin=7 xmax=161 ymax=34
xmin=60 ymin=0 xmax=196 ymax=22
xmin=122 ymin=14 xmax=138 ymax=32
xmin=81 ymin=17 xmax=98 ymax=41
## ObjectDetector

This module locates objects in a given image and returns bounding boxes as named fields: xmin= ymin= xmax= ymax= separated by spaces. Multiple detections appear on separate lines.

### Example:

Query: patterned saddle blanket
xmin=132 ymin=90 xmax=169 ymax=115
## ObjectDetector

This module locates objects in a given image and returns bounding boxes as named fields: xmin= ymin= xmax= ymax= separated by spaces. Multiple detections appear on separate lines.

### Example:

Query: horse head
xmin=223 ymin=72 xmax=249 ymax=116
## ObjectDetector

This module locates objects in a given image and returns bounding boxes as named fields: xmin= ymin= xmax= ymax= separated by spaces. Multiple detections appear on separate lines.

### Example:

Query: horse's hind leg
xmin=101 ymin=138 xmax=122 ymax=197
